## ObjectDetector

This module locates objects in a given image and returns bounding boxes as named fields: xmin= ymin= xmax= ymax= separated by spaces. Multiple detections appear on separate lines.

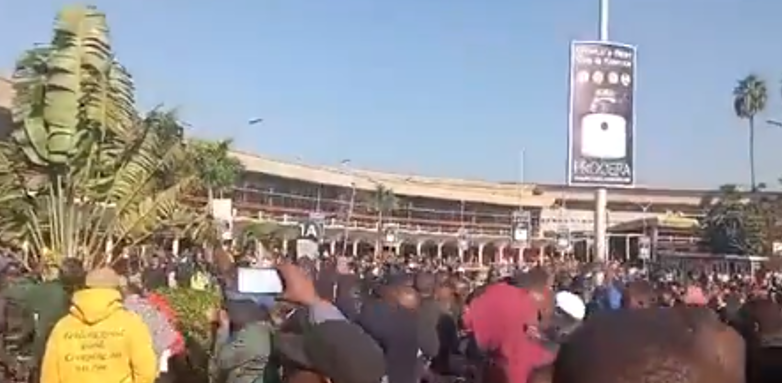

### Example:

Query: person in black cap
xmin=274 ymin=262 xmax=386 ymax=383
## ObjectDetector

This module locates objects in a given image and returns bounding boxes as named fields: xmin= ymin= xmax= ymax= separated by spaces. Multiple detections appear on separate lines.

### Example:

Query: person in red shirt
xmin=463 ymin=282 xmax=554 ymax=383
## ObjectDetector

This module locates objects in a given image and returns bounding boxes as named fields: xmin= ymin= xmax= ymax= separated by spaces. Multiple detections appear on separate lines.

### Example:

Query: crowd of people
xmin=0 ymin=249 xmax=780 ymax=383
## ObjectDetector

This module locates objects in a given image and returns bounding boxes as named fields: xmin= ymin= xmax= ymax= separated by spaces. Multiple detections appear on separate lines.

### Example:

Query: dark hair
xmin=60 ymin=258 xmax=86 ymax=293
xmin=622 ymin=280 xmax=655 ymax=308
xmin=516 ymin=267 xmax=550 ymax=291
xmin=554 ymin=308 xmax=744 ymax=383
xmin=126 ymin=282 xmax=146 ymax=297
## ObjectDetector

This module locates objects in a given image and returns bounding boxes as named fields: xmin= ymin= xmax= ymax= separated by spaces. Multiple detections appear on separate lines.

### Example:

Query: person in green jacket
xmin=0 ymin=261 xmax=37 ymax=383
xmin=25 ymin=258 xmax=86 ymax=378
xmin=211 ymin=299 xmax=277 ymax=383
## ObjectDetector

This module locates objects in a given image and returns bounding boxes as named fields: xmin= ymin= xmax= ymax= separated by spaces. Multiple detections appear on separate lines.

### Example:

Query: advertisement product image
xmin=567 ymin=41 xmax=636 ymax=186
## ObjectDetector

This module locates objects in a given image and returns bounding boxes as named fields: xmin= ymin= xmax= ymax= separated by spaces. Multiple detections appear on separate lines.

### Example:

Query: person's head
xmin=434 ymin=284 xmax=456 ymax=312
xmin=56 ymin=258 xmax=84 ymax=294
xmin=394 ymin=285 xmax=420 ymax=310
xmin=276 ymin=320 xmax=386 ymax=383
xmin=452 ymin=278 xmax=471 ymax=300
xmin=516 ymin=267 xmax=555 ymax=324
xmin=734 ymin=298 xmax=782 ymax=346
xmin=547 ymin=291 xmax=586 ymax=342
xmin=224 ymin=299 xmax=269 ymax=331
xmin=622 ymin=280 xmax=655 ymax=309
xmin=382 ymin=281 xmax=420 ymax=310
xmin=554 ymin=307 xmax=744 ymax=383
xmin=85 ymin=267 xmax=122 ymax=290
xmin=414 ymin=271 xmax=436 ymax=298
xmin=119 ymin=275 xmax=145 ymax=297
xmin=682 ymin=285 xmax=709 ymax=307
xmin=0 ymin=258 xmax=22 ymax=286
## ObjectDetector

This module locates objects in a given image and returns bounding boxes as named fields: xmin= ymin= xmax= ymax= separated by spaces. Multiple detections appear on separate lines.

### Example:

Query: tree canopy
xmin=699 ymin=184 xmax=781 ymax=256
xmin=0 ymin=5 xmax=244 ymax=268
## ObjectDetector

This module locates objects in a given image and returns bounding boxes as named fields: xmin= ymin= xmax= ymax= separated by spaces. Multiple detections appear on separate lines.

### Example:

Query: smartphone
xmin=237 ymin=267 xmax=284 ymax=294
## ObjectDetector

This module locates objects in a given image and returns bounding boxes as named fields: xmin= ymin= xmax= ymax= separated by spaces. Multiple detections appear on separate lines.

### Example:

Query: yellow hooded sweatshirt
xmin=40 ymin=288 xmax=158 ymax=383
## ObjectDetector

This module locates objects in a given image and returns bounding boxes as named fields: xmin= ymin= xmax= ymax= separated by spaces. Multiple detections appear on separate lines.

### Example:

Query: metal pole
xmin=340 ymin=160 xmax=355 ymax=256
xmin=518 ymin=149 xmax=527 ymax=265
xmin=594 ymin=0 xmax=610 ymax=263
xmin=599 ymin=0 xmax=609 ymax=41
xmin=518 ymin=149 xmax=526 ymax=211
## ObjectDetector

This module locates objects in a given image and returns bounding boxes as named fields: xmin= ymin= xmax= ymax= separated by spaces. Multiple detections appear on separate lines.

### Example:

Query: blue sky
xmin=1 ymin=0 xmax=782 ymax=190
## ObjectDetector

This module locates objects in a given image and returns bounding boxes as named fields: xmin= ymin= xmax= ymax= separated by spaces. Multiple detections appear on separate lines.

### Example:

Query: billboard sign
xmin=567 ymin=41 xmax=636 ymax=186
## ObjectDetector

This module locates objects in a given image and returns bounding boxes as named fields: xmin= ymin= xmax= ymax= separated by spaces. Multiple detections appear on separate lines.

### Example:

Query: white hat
xmin=555 ymin=291 xmax=586 ymax=321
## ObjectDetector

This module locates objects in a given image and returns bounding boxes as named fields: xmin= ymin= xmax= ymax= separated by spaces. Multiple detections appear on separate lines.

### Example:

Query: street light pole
xmin=340 ymin=159 xmax=355 ymax=257
xmin=593 ymin=0 xmax=610 ymax=264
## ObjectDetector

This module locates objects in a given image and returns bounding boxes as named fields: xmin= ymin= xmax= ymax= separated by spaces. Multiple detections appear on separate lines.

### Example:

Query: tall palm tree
xmin=367 ymin=184 xmax=398 ymax=256
xmin=733 ymin=74 xmax=768 ymax=191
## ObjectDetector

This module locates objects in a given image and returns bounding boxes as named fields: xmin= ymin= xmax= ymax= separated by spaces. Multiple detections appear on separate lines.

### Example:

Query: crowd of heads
xmin=2 ymin=249 xmax=782 ymax=383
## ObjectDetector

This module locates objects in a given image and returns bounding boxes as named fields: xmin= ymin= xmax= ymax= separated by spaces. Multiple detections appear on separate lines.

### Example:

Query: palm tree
xmin=733 ymin=74 xmax=768 ymax=191
xmin=0 ymin=5 xmax=203 ymax=268
xmin=367 ymin=184 xmax=398 ymax=256
xmin=189 ymin=138 xmax=244 ymax=205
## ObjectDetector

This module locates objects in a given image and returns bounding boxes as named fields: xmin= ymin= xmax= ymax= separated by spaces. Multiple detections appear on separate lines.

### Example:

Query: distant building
xmin=0 ymin=76 xmax=722 ymax=262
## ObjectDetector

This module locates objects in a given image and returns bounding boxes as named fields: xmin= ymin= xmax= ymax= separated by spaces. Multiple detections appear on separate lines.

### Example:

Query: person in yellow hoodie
xmin=39 ymin=267 xmax=158 ymax=383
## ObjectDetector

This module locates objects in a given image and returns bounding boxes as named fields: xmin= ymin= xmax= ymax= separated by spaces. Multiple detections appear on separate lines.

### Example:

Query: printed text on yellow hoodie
xmin=40 ymin=287 xmax=158 ymax=383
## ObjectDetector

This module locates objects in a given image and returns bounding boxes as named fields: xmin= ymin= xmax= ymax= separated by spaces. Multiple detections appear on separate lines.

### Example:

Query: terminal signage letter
xmin=300 ymin=212 xmax=326 ymax=241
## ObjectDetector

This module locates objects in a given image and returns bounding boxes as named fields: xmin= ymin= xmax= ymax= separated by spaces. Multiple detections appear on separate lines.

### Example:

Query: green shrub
xmin=157 ymin=287 xmax=221 ymax=347
xmin=156 ymin=287 xmax=221 ymax=383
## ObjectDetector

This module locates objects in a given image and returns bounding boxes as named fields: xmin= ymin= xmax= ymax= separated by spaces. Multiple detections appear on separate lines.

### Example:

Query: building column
xmin=498 ymin=244 xmax=506 ymax=263
xmin=651 ymin=225 xmax=659 ymax=261
xmin=478 ymin=243 xmax=485 ymax=265
xmin=436 ymin=243 xmax=444 ymax=259
xmin=624 ymin=235 xmax=630 ymax=261
xmin=330 ymin=241 xmax=337 ymax=257
xmin=393 ymin=242 xmax=402 ymax=256
xmin=416 ymin=241 xmax=424 ymax=257
xmin=282 ymin=239 xmax=289 ymax=255
xmin=458 ymin=247 xmax=465 ymax=263
xmin=352 ymin=241 xmax=359 ymax=257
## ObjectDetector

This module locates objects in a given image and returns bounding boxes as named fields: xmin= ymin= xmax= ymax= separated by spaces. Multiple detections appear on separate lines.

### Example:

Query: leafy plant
xmin=700 ymin=184 xmax=768 ymax=255
xmin=0 ymin=5 xmax=207 ymax=268
xmin=155 ymin=287 xmax=221 ymax=383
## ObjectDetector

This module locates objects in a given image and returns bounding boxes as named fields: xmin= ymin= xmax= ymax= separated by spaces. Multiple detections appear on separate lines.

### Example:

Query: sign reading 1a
xmin=299 ymin=215 xmax=325 ymax=241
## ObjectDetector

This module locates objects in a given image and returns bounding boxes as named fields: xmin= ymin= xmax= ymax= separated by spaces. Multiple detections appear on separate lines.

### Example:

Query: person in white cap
xmin=546 ymin=291 xmax=587 ymax=345
xmin=556 ymin=291 xmax=587 ymax=321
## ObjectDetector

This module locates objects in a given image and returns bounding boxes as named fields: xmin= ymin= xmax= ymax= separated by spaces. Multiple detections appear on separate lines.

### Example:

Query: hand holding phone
xmin=276 ymin=262 xmax=319 ymax=305
xmin=237 ymin=267 xmax=284 ymax=294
